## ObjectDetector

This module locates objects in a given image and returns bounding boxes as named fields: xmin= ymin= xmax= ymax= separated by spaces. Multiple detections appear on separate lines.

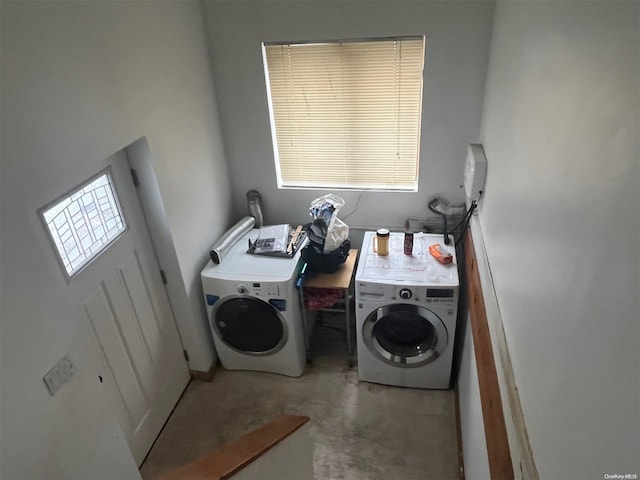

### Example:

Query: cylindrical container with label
xmin=403 ymin=231 xmax=414 ymax=255
xmin=373 ymin=228 xmax=390 ymax=256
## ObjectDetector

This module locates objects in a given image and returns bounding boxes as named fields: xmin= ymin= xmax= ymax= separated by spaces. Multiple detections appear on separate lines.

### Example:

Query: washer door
xmin=362 ymin=303 xmax=448 ymax=367
xmin=212 ymin=297 xmax=288 ymax=356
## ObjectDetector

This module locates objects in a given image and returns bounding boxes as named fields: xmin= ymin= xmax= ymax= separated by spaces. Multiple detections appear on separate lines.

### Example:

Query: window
xmin=40 ymin=169 xmax=126 ymax=279
xmin=263 ymin=36 xmax=424 ymax=191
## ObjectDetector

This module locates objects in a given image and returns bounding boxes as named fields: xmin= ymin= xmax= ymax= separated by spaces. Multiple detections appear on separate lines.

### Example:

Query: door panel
xmin=119 ymin=252 xmax=164 ymax=365
xmin=66 ymin=150 xmax=189 ymax=465
xmin=83 ymin=285 xmax=149 ymax=428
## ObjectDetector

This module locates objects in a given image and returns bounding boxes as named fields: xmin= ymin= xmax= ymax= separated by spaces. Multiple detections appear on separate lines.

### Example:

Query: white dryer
xmin=355 ymin=231 xmax=459 ymax=389
xmin=201 ymin=229 xmax=306 ymax=377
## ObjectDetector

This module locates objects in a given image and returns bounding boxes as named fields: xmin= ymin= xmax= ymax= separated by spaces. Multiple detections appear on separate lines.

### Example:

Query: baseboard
xmin=189 ymin=359 xmax=219 ymax=382
xmin=453 ymin=384 xmax=466 ymax=480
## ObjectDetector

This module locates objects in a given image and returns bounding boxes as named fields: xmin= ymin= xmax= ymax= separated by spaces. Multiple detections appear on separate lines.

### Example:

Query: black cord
xmin=451 ymin=202 xmax=473 ymax=233
xmin=453 ymin=200 xmax=477 ymax=246
xmin=428 ymin=200 xmax=450 ymax=245
xmin=429 ymin=193 xmax=482 ymax=246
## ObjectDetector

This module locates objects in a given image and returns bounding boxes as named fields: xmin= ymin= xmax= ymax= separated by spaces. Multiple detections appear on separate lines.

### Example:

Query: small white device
xmin=464 ymin=143 xmax=487 ymax=201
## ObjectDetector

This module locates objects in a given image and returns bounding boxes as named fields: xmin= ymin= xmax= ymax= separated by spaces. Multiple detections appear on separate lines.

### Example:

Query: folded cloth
xmin=303 ymin=287 xmax=343 ymax=310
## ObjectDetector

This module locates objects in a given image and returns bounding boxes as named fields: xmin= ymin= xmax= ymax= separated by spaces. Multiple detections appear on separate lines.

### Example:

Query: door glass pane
xmin=41 ymin=169 xmax=126 ymax=279
xmin=373 ymin=311 xmax=436 ymax=358
xmin=215 ymin=298 xmax=284 ymax=353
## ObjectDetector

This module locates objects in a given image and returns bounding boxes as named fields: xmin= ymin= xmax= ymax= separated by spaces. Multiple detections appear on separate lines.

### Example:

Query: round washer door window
xmin=362 ymin=304 xmax=447 ymax=367
xmin=212 ymin=297 xmax=288 ymax=355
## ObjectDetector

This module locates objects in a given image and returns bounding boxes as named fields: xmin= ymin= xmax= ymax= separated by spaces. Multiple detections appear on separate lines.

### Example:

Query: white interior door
xmin=62 ymin=151 xmax=190 ymax=466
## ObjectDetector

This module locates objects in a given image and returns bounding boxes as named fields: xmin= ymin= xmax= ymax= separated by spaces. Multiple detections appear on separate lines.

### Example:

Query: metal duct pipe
xmin=209 ymin=216 xmax=255 ymax=264
xmin=246 ymin=190 xmax=264 ymax=227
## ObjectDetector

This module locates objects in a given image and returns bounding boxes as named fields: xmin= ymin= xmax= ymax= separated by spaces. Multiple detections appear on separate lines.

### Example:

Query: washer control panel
xmin=356 ymin=281 xmax=456 ymax=304
xmin=236 ymin=282 xmax=282 ymax=297
xmin=425 ymin=287 xmax=456 ymax=304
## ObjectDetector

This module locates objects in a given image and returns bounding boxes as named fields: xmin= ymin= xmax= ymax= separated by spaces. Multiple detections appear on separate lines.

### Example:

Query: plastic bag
xmin=308 ymin=194 xmax=350 ymax=253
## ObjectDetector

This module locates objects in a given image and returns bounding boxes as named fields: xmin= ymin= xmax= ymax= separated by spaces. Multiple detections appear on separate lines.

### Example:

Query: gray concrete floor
xmin=140 ymin=315 xmax=460 ymax=480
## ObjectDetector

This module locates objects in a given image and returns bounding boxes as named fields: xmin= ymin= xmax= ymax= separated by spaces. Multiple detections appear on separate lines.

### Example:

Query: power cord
xmin=428 ymin=193 xmax=481 ymax=247
xmin=340 ymin=194 xmax=362 ymax=221
xmin=452 ymin=200 xmax=477 ymax=246
xmin=428 ymin=198 xmax=450 ymax=245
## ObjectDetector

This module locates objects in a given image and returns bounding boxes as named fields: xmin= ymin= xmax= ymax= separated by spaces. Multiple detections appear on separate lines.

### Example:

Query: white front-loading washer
xmin=201 ymin=228 xmax=307 ymax=377
xmin=355 ymin=231 xmax=459 ymax=389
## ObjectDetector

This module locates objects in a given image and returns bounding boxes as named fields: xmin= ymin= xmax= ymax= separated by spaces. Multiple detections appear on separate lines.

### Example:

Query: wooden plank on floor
xmin=155 ymin=414 xmax=310 ymax=480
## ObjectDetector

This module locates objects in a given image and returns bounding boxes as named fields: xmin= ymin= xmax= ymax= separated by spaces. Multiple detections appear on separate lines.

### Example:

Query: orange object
xmin=429 ymin=243 xmax=453 ymax=264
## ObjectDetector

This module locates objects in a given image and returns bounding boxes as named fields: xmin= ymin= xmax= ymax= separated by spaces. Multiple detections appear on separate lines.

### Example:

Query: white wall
xmin=0 ymin=1 xmax=231 ymax=477
xmin=477 ymin=1 xmax=640 ymax=478
xmin=457 ymin=310 xmax=491 ymax=480
xmin=201 ymin=0 xmax=495 ymax=232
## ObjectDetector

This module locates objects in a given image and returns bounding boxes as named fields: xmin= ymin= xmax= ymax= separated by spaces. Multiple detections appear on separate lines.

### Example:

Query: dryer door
xmin=212 ymin=297 xmax=288 ymax=355
xmin=362 ymin=303 xmax=447 ymax=367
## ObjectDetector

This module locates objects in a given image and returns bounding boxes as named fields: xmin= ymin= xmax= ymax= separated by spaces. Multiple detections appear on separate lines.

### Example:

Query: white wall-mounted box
xmin=464 ymin=143 xmax=488 ymax=201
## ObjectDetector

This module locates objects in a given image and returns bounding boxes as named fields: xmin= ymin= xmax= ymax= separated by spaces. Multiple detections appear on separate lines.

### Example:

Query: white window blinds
xmin=263 ymin=37 xmax=424 ymax=191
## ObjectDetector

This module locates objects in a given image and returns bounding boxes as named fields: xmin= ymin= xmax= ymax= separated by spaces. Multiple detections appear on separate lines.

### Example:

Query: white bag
xmin=309 ymin=194 xmax=350 ymax=253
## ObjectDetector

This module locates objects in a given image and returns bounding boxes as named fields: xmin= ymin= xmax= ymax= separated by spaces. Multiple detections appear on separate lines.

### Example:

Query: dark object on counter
xmin=301 ymin=238 xmax=351 ymax=274
xmin=404 ymin=231 xmax=414 ymax=255
xmin=247 ymin=225 xmax=307 ymax=258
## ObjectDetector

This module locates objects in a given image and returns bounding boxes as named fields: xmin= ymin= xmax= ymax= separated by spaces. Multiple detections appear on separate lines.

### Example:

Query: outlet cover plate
xmin=43 ymin=355 xmax=76 ymax=396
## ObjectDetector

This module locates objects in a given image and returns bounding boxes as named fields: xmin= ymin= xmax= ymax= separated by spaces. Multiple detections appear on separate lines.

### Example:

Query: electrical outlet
xmin=43 ymin=355 xmax=76 ymax=396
